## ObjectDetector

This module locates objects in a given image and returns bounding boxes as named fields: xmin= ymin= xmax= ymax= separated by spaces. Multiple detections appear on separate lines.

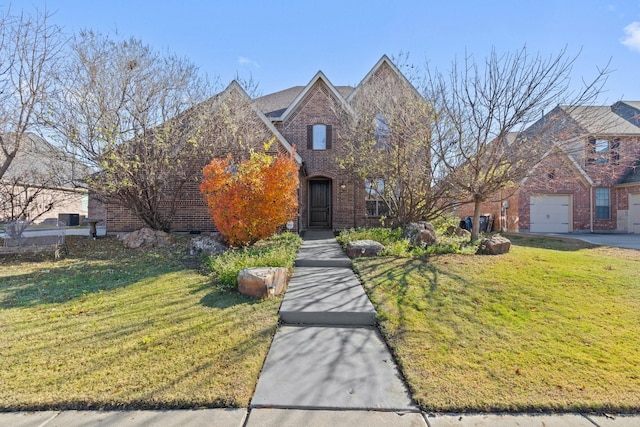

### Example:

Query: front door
xmin=309 ymin=179 xmax=331 ymax=228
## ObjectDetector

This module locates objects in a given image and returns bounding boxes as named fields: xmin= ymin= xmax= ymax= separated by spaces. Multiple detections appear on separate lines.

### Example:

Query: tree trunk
xmin=471 ymin=197 xmax=483 ymax=242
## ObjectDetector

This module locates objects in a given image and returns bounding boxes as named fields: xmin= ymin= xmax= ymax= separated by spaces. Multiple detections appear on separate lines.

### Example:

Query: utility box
xmin=58 ymin=213 xmax=80 ymax=226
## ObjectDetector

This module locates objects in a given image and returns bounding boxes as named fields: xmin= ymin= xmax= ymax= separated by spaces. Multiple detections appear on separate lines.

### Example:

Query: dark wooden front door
xmin=309 ymin=180 xmax=331 ymax=228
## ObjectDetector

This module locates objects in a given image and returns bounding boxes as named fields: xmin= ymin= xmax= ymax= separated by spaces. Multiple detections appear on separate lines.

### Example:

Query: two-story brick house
xmin=100 ymin=55 xmax=417 ymax=233
xmin=456 ymin=101 xmax=640 ymax=234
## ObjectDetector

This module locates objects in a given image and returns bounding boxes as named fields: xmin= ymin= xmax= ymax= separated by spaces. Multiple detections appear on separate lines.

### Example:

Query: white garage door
xmin=630 ymin=194 xmax=640 ymax=234
xmin=530 ymin=195 xmax=571 ymax=233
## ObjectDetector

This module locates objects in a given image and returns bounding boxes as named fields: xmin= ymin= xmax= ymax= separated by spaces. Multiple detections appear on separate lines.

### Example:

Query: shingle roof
xmin=254 ymin=85 xmax=354 ymax=118
xmin=611 ymin=101 xmax=640 ymax=127
xmin=616 ymin=160 xmax=640 ymax=185
xmin=560 ymin=105 xmax=640 ymax=135
xmin=1 ymin=133 xmax=91 ymax=189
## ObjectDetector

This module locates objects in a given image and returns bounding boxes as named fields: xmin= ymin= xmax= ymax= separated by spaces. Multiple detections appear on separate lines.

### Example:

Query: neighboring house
xmin=0 ymin=133 xmax=90 ymax=224
xmin=456 ymin=101 xmax=640 ymax=234
xmin=101 ymin=55 xmax=419 ymax=233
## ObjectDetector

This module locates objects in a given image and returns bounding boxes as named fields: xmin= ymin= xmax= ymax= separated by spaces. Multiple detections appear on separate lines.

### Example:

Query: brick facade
xmin=96 ymin=57 xmax=413 ymax=233
xmin=455 ymin=109 xmax=640 ymax=234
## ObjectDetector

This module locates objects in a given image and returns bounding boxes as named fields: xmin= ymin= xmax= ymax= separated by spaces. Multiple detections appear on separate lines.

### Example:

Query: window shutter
xmin=307 ymin=125 xmax=313 ymax=150
xmin=611 ymin=139 xmax=620 ymax=163
xmin=586 ymin=138 xmax=595 ymax=165
xmin=326 ymin=125 xmax=332 ymax=149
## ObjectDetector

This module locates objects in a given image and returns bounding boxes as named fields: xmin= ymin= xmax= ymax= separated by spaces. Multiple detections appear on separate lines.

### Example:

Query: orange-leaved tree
xmin=200 ymin=149 xmax=299 ymax=246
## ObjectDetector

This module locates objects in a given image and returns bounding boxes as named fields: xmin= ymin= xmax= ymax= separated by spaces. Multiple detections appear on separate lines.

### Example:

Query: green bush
xmin=337 ymin=226 xmax=477 ymax=257
xmin=207 ymin=232 xmax=302 ymax=290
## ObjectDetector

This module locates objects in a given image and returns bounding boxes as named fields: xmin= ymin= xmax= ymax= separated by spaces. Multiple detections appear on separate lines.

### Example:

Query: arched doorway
xmin=308 ymin=178 xmax=332 ymax=228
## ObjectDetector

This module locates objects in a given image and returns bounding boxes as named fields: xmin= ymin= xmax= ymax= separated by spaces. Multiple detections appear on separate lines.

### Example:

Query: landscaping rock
xmin=119 ymin=227 xmax=176 ymax=249
xmin=404 ymin=221 xmax=437 ymax=247
xmin=187 ymin=234 xmax=227 ymax=256
xmin=238 ymin=267 xmax=288 ymax=298
xmin=476 ymin=234 xmax=511 ymax=255
xmin=345 ymin=240 xmax=385 ymax=258
xmin=447 ymin=225 xmax=471 ymax=238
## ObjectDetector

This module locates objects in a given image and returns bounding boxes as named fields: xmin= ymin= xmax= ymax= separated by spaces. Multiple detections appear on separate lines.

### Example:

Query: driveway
xmin=528 ymin=232 xmax=640 ymax=250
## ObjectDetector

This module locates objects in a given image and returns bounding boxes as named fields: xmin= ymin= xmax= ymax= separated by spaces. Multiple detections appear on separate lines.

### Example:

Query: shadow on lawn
xmin=0 ymin=236 xmax=200 ymax=308
xmin=505 ymin=233 xmax=597 ymax=252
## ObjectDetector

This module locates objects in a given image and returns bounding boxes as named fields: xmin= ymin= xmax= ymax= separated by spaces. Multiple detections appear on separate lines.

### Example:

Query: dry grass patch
xmin=0 ymin=235 xmax=282 ymax=410
xmin=354 ymin=235 xmax=640 ymax=412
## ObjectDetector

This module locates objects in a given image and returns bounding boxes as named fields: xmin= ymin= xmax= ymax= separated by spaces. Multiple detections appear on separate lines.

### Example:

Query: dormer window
xmin=307 ymin=124 xmax=332 ymax=150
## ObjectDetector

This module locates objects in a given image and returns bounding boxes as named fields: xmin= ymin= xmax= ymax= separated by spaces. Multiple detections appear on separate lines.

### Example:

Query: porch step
xmin=295 ymin=230 xmax=351 ymax=268
xmin=280 ymin=267 xmax=377 ymax=326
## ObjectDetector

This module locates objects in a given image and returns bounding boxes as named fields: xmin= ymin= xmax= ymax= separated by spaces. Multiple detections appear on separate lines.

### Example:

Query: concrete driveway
xmin=528 ymin=232 xmax=640 ymax=250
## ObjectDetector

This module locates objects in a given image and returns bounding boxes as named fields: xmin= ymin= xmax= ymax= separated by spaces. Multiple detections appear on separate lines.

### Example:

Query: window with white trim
xmin=595 ymin=187 xmax=610 ymax=220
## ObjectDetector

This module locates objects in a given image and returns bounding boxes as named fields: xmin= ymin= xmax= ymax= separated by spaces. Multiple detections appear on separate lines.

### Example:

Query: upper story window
xmin=307 ymin=124 xmax=332 ymax=150
xmin=374 ymin=114 xmax=390 ymax=150
xmin=587 ymin=138 xmax=620 ymax=165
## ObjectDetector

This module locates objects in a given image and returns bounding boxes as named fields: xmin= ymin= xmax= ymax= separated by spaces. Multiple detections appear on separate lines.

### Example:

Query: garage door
xmin=630 ymin=194 xmax=640 ymax=234
xmin=530 ymin=195 xmax=571 ymax=233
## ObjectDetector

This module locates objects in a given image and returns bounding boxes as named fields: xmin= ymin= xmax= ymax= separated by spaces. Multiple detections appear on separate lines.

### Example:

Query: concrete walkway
xmin=3 ymin=230 xmax=639 ymax=426
xmin=250 ymin=230 xmax=418 ymax=421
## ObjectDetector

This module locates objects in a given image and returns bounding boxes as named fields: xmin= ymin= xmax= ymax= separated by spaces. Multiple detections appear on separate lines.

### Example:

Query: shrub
xmin=208 ymin=232 xmax=302 ymax=290
xmin=200 ymin=149 xmax=299 ymax=246
xmin=337 ymin=227 xmax=477 ymax=257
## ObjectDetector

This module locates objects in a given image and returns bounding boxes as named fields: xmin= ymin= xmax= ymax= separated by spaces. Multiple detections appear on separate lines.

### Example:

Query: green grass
xmin=337 ymin=227 xmax=477 ymax=256
xmin=0 ymin=235 xmax=286 ymax=410
xmin=353 ymin=235 xmax=640 ymax=413
xmin=207 ymin=232 xmax=302 ymax=290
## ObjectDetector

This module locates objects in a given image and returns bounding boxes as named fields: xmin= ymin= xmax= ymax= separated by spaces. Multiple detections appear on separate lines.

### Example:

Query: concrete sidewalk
xmin=3 ymin=230 xmax=639 ymax=426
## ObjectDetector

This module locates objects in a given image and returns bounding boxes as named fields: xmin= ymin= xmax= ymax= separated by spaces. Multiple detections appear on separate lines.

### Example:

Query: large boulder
xmin=238 ymin=267 xmax=288 ymax=298
xmin=447 ymin=225 xmax=471 ymax=238
xmin=187 ymin=234 xmax=227 ymax=256
xmin=346 ymin=240 xmax=385 ymax=258
xmin=476 ymin=234 xmax=511 ymax=255
xmin=119 ymin=228 xmax=176 ymax=249
xmin=404 ymin=222 xmax=437 ymax=247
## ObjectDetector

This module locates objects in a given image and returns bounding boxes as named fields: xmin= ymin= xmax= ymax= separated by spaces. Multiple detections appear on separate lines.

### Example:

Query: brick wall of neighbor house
xmin=454 ymin=188 xmax=520 ymax=232
xmin=519 ymin=151 xmax=591 ymax=231
xmin=280 ymin=80 xmax=358 ymax=230
xmin=88 ymin=194 xmax=107 ymax=222
xmin=615 ymin=186 xmax=640 ymax=232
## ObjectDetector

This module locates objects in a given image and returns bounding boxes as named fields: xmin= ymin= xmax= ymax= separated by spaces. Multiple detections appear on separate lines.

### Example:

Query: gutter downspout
xmin=590 ymin=186 xmax=594 ymax=233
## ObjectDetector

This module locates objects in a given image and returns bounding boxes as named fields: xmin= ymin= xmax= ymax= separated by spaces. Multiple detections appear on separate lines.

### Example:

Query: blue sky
xmin=6 ymin=0 xmax=640 ymax=102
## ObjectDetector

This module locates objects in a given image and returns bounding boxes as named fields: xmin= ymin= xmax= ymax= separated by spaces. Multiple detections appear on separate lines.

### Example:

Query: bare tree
xmin=47 ymin=31 xmax=215 ymax=231
xmin=339 ymin=60 xmax=455 ymax=226
xmin=0 ymin=133 xmax=86 ymax=224
xmin=0 ymin=9 xmax=65 ymax=219
xmin=425 ymin=47 xmax=609 ymax=240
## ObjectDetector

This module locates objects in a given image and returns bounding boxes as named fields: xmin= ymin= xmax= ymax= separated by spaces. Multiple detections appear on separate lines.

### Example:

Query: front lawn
xmin=0 ymin=234 xmax=293 ymax=410
xmin=353 ymin=234 xmax=640 ymax=412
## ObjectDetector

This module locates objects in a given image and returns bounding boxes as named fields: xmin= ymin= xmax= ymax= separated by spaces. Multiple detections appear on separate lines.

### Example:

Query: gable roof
xmin=254 ymin=85 xmax=354 ymax=118
xmin=215 ymin=81 xmax=302 ymax=164
xmin=347 ymin=54 xmax=422 ymax=103
xmin=275 ymin=71 xmax=354 ymax=122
